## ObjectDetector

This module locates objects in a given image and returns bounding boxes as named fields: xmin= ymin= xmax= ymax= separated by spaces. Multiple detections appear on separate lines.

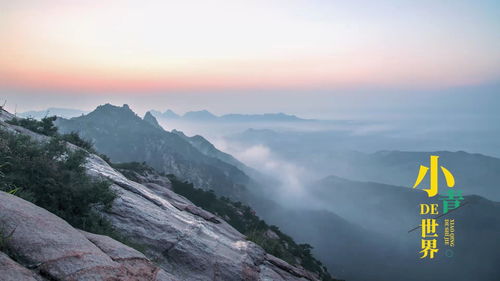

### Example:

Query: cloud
xmin=217 ymin=140 xmax=316 ymax=206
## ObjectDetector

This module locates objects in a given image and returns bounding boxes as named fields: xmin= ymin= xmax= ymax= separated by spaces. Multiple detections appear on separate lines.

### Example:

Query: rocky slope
xmin=0 ymin=191 xmax=174 ymax=281
xmin=0 ymin=109 xmax=327 ymax=281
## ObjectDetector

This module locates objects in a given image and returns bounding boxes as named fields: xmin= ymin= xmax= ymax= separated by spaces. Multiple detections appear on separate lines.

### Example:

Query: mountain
xmin=0 ymin=109 xmax=330 ymax=281
xmin=55 ymin=104 xmax=250 ymax=197
xmin=170 ymin=129 xmax=274 ymax=195
xmin=323 ymin=150 xmax=500 ymax=201
xmin=253 ymin=201 xmax=395 ymax=281
xmin=19 ymin=107 xmax=88 ymax=119
xmin=171 ymin=129 xmax=248 ymax=171
xmin=301 ymin=174 xmax=500 ymax=281
xmin=183 ymin=110 xmax=218 ymax=121
xmin=163 ymin=109 xmax=180 ymax=118
xmin=228 ymin=128 xmax=500 ymax=201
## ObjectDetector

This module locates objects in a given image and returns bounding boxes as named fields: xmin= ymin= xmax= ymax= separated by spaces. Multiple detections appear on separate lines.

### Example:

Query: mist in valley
xmin=16 ymin=86 xmax=500 ymax=280
xmin=148 ymin=90 xmax=500 ymax=281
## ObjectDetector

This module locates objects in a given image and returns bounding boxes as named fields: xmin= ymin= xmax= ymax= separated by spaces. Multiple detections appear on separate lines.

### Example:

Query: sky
xmin=0 ymin=0 xmax=499 ymax=116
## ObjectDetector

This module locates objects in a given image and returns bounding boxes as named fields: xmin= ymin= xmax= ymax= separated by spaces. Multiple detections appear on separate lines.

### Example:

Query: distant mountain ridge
xmin=229 ymin=128 xmax=500 ymax=201
xmin=325 ymin=150 xmax=500 ymax=201
xmin=20 ymin=107 xmax=308 ymax=123
xmin=150 ymin=109 xmax=310 ymax=122
xmin=171 ymin=129 xmax=246 ymax=170
xmin=19 ymin=107 xmax=88 ymax=119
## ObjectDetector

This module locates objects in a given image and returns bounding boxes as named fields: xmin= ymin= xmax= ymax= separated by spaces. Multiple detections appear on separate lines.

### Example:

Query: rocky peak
xmin=143 ymin=111 xmax=162 ymax=129
xmin=56 ymin=104 xmax=250 ymax=194
xmin=87 ymin=103 xmax=137 ymax=120
xmin=59 ymin=103 xmax=161 ymax=137
xmin=171 ymin=129 xmax=187 ymax=138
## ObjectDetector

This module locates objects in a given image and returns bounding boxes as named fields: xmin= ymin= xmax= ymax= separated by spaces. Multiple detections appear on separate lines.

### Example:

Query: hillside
xmin=0 ymin=108 xmax=336 ymax=281
xmin=111 ymin=161 xmax=334 ymax=280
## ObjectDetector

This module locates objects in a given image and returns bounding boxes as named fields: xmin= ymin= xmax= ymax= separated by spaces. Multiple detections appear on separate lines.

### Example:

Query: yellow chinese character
xmin=420 ymin=219 xmax=438 ymax=238
xmin=420 ymin=239 xmax=438 ymax=259
xmin=413 ymin=155 xmax=455 ymax=197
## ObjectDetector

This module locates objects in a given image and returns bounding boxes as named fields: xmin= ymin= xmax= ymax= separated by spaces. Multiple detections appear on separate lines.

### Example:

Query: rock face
xmin=0 ymin=252 xmax=43 ymax=281
xmin=0 ymin=192 xmax=168 ymax=281
xmin=0 ymin=109 xmax=322 ymax=281
xmin=85 ymin=154 xmax=319 ymax=281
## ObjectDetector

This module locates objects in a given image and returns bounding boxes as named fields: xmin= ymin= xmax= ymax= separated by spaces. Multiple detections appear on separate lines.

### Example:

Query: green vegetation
xmin=111 ymin=161 xmax=155 ymax=182
xmin=167 ymin=175 xmax=334 ymax=281
xmin=7 ymin=116 xmax=111 ymax=164
xmin=59 ymin=131 xmax=94 ymax=150
xmin=7 ymin=116 xmax=58 ymax=136
xmin=0 ymin=129 xmax=116 ymax=234
xmin=0 ymin=118 xmax=144 ymax=252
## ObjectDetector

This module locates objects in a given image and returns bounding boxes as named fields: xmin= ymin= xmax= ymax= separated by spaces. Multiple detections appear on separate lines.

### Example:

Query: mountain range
xmin=19 ymin=107 xmax=88 ymax=119
xmin=229 ymin=128 xmax=500 ymax=201
xmin=150 ymin=109 xmax=309 ymax=122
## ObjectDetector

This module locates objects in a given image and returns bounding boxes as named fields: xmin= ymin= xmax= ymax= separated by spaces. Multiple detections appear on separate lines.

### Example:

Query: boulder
xmin=0 ymin=191 xmax=166 ymax=281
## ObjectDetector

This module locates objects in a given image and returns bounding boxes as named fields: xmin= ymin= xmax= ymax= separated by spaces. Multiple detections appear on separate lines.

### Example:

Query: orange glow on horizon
xmin=1 ymin=0 xmax=499 ymax=94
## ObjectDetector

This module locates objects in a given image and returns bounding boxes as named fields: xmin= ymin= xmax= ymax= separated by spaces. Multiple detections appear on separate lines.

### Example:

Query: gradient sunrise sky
xmin=1 ymin=0 xmax=499 ymax=115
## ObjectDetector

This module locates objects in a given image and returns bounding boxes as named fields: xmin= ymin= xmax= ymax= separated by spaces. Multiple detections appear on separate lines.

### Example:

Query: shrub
xmin=7 ymin=116 xmax=58 ymax=136
xmin=59 ymin=131 xmax=94 ymax=150
xmin=1 ymin=118 xmax=147 ymax=253
xmin=7 ymin=116 xmax=97 ymax=152
xmin=0 ymin=129 xmax=116 ymax=235
xmin=111 ymin=161 xmax=153 ymax=174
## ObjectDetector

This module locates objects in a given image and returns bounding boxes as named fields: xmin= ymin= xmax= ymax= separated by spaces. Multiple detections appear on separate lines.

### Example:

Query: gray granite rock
xmin=0 ymin=252 xmax=44 ymax=281
xmin=0 ymin=192 xmax=166 ymax=281
xmin=84 ymin=152 xmax=321 ymax=280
